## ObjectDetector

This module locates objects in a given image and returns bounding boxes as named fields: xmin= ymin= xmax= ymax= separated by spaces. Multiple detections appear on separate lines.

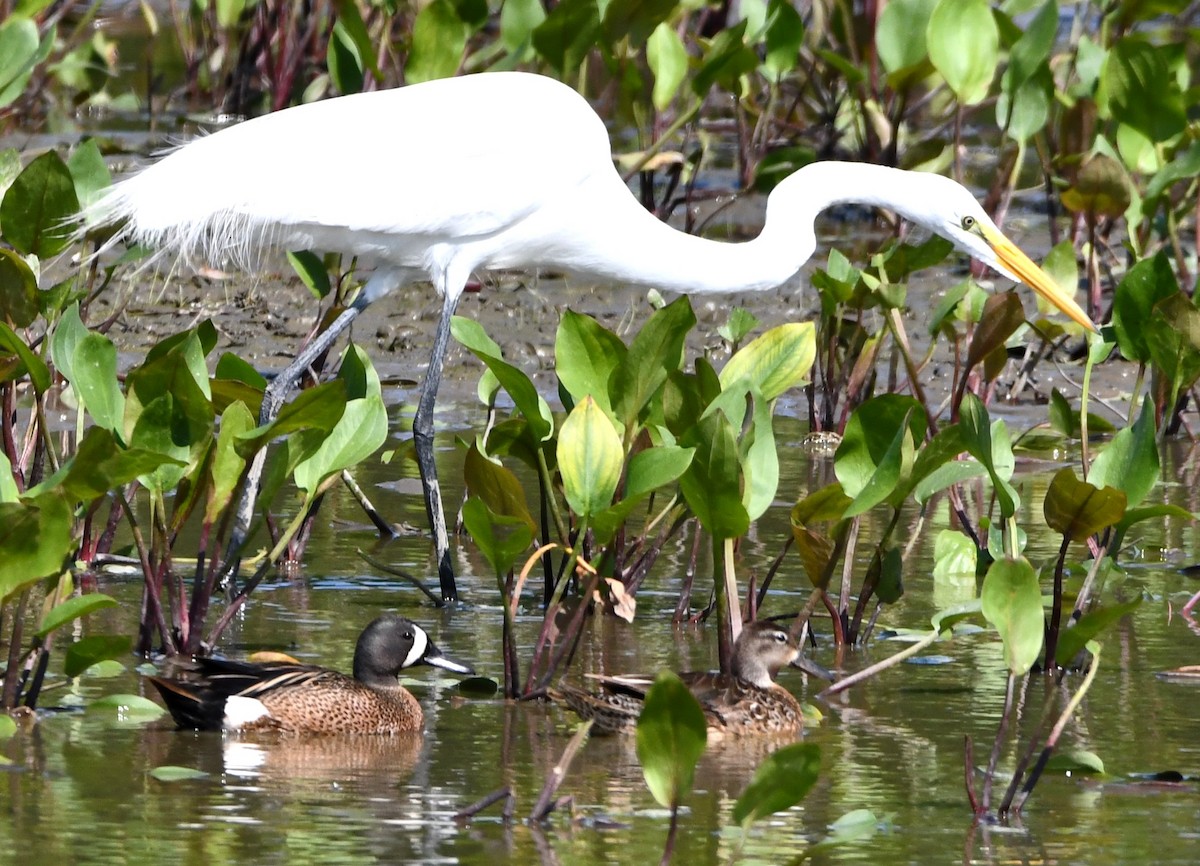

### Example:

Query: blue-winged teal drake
xmin=148 ymin=615 xmax=474 ymax=734
xmin=555 ymin=621 xmax=808 ymax=735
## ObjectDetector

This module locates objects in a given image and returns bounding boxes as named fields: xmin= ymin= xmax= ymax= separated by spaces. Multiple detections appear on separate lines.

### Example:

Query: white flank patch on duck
xmin=224 ymin=696 xmax=272 ymax=730
xmin=403 ymin=625 xmax=429 ymax=668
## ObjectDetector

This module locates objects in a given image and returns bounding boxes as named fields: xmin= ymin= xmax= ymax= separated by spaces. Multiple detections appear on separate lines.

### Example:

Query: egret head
xmin=912 ymin=175 xmax=1097 ymax=332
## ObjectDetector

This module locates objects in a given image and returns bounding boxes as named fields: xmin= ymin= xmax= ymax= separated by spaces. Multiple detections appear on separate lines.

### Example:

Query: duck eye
xmin=961 ymin=215 xmax=976 ymax=231
xmin=774 ymin=632 xmax=787 ymax=643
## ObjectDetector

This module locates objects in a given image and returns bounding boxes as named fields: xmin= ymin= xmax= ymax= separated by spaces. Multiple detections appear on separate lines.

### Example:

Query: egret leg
xmin=415 ymin=289 xmax=463 ymax=602
xmin=222 ymin=268 xmax=403 ymax=581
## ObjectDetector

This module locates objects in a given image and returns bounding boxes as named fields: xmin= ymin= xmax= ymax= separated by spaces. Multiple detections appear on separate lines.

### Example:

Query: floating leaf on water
xmin=79 ymin=659 xmax=126 ymax=679
xmin=149 ymin=765 xmax=210 ymax=782
xmin=1045 ymin=750 xmax=1105 ymax=775
xmin=811 ymin=807 xmax=885 ymax=850
xmin=86 ymin=694 xmax=165 ymax=722
xmin=904 ymin=655 xmax=956 ymax=666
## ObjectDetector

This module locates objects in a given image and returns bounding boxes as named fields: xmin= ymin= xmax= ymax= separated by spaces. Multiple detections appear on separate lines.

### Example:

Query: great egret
xmin=85 ymin=71 xmax=1097 ymax=599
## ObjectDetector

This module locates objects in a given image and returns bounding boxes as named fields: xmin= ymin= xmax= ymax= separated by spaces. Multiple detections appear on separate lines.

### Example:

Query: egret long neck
xmin=536 ymin=162 xmax=928 ymax=296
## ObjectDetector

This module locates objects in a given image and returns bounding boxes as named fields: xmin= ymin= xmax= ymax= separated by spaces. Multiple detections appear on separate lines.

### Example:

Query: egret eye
xmin=961 ymin=215 xmax=977 ymax=231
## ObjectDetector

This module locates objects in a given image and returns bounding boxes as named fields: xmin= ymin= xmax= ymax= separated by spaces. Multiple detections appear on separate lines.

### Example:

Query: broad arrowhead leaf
xmin=733 ymin=742 xmax=820 ymax=827
xmin=557 ymin=395 xmax=623 ymax=517
xmin=1043 ymin=467 xmax=1127 ymax=542
xmin=635 ymin=671 xmax=707 ymax=809
xmin=980 ymin=557 xmax=1043 ymax=676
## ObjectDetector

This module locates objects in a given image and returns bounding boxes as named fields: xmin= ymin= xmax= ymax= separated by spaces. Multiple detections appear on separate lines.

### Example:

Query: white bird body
xmin=87 ymin=71 xmax=1096 ymax=596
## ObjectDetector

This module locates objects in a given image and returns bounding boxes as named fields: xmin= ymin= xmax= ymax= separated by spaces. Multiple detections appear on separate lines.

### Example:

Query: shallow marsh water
xmin=4 ymin=409 xmax=1200 ymax=865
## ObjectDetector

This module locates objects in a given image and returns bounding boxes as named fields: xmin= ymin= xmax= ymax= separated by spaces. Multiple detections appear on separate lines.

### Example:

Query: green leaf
xmin=0 ymin=150 xmax=79 ymax=258
xmin=601 ymin=0 xmax=676 ymax=44
xmin=1054 ymin=597 xmax=1141 ymax=664
xmin=0 ymin=714 xmax=16 ymax=740
xmin=60 ymin=427 xmax=184 ymax=502
xmin=680 ymin=411 xmax=749 ymax=539
xmin=453 ymin=316 xmax=552 ymax=441
xmin=286 ymin=250 xmax=332 ymax=300
xmin=926 ymin=0 xmax=998 ymax=105
xmin=959 ymin=394 xmax=1019 ymax=518
xmin=66 ymin=635 xmax=133 ymax=678
xmin=499 ymin=0 xmax=546 ymax=52
xmin=461 ymin=496 xmax=533 ymax=579
xmin=205 ymin=400 xmax=254 ymax=525
xmin=405 ymin=0 xmax=470 ymax=84
xmin=293 ymin=394 xmax=387 ymax=495
xmin=36 ymin=593 xmax=117 ymax=637
xmin=762 ymin=0 xmax=805 ymax=82
xmin=328 ymin=29 xmax=364 ymax=96
xmin=0 ymin=320 xmax=50 ymax=393
xmin=876 ymin=0 xmax=937 ymax=74
xmin=635 ymin=671 xmax=708 ymax=809
xmin=0 ymin=17 xmax=40 ymax=110
xmin=1043 ymin=468 xmax=1127 ymax=542
xmin=647 ymin=22 xmax=688 ymax=111
xmin=719 ymin=322 xmax=815 ymax=401
xmin=0 ymin=493 xmax=73 ymax=602
xmin=932 ymin=530 xmax=977 ymax=586
xmin=50 ymin=302 xmax=88 ymax=384
xmin=612 ymin=296 xmax=696 ymax=427
xmin=555 ymin=309 xmax=626 ymax=413
xmin=558 ymin=395 xmax=624 ymax=517
xmin=1044 ymin=750 xmax=1105 ymax=775
xmin=965 ymin=292 xmax=1024 ymax=376
xmin=624 ymin=445 xmax=694 ymax=500
xmin=532 ymin=0 xmax=601 ymax=76
xmin=733 ymin=742 xmax=820 ymax=826
xmin=464 ymin=441 xmax=536 ymax=532
xmin=1099 ymin=38 xmax=1186 ymax=144
xmin=66 ymin=139 xmax=111 ymax=210
xmin=1088 ymin=400 xmax=1159 ymax=509
xmin=693 ymin=21 xmax=756 ymax=97
xmin=1112 ymin=253 xmax=1179 ymax=365
xmin=86 ymin=692 xmax=164 ymax=720
xmin=0 ymin=247 xmax=38 ymax=328
xmin=71 ymin=331 xmax=125 ymax=431
xmin=980 ymin=557 xmax=1043 ymax=676
xmin=149 ymin=765 xmax=210 ymax=782
xmin=835 ymin=395 xmax=924 ymax=516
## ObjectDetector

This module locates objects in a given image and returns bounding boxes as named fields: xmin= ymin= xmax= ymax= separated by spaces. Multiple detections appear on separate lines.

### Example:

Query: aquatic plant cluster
xmin=0 ymin=0 xmax=1197 ymax=854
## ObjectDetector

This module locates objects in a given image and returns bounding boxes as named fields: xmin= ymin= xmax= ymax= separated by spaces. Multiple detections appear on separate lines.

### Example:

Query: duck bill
xmin=790 ymin=656 xmax=836 ymax=682
xmin=984 ymin=228 xmax=1097 ymax=332
xmin=422 ymin=646 xmax=475 ymax=676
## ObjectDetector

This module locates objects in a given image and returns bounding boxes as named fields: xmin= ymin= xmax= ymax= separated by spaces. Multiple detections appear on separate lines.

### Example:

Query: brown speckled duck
xmin=555 ymin=620 xmax=808 ymax=736
xmin=148 ymin=615 xmax=474 ymax=734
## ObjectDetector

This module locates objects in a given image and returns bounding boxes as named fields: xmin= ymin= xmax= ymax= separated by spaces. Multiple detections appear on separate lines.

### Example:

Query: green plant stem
xmin=819 ymin=626 xmax=942 ymax=698
xmin=537 ymin=447 xmax=570 ymax=547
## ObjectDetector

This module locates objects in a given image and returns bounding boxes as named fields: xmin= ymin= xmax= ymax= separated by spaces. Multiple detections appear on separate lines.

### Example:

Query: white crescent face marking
xmin=402 ymin=624 xmax=429 ymax=668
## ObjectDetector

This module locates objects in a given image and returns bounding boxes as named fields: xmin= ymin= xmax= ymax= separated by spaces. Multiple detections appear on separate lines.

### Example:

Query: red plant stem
xmin=1044 ymin=536 xmax=1071 ymax=670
